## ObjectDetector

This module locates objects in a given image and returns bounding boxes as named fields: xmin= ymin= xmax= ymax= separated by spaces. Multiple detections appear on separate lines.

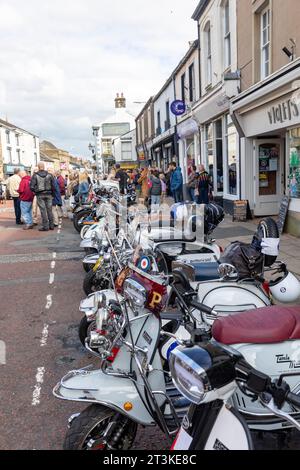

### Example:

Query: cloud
xmin=0 ymin=0 xmax=198 ymax=156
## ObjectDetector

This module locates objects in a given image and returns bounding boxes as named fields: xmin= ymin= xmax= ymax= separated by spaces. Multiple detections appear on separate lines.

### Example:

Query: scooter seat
xmin=212 ymin=306 xmax=300 ymax=345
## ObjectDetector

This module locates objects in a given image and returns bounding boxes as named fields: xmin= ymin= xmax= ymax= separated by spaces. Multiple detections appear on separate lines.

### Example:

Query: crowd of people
xmin=106 ymin=162 xmax=213 ymax=211
xmin=5 ymin=163 xmax=91 ymax=231
xmin=3 ymin=161 xmax=213 ymax=228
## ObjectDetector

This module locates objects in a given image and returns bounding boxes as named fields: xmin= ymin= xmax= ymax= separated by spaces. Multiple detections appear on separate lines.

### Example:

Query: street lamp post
xmin=92 ymin=126 xmax=101 ymax=182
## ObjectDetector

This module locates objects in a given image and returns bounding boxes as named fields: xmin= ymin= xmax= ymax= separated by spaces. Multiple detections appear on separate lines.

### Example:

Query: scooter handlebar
xmin=286 ymin=392 xmax=300 ymax=410
xmin=189 ymin=299 xmax=214 ymax=316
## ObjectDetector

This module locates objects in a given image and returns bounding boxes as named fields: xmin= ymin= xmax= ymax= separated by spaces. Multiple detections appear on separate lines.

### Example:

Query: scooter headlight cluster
xmin=123 ymin=278 xmax=147 ymax=308
xmin=169 ymin=347 xmax=212 ymax=405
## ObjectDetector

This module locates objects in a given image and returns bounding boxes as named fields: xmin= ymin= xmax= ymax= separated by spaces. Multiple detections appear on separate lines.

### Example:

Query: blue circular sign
xmin=170 ymin=100 xmax=186 ymax=116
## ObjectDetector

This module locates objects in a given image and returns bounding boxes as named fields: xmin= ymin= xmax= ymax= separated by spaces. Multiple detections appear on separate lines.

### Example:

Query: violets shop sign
xmin=268 ymin=99 xmax=300 ymax=126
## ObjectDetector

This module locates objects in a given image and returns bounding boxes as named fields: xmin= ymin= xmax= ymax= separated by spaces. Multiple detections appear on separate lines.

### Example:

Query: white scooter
xmin=170 ymin=340 xmax=300 ymax=450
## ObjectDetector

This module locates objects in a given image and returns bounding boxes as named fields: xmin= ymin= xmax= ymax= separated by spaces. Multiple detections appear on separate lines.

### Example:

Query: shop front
xmin=3 ymin=163 xmax=31 ymax=178
xmin=193 ymin=85 xmax=240 ymax=210
xmin=231 ymin=59 xmax=300 ymax=236
xmin=151 ymin=127 xmax=178 ymax=171
xmin=177 ymin=118 xmax=200 ymax=185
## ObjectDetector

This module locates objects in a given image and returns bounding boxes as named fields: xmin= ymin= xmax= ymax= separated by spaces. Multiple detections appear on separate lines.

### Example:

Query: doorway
xmin=254 ymin=139 xmax=284 ymax=216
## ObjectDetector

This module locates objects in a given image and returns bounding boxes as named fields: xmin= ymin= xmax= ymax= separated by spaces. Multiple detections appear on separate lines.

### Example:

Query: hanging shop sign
xmin=177 ymin=119 xmax=199 ymax=139
xmin=170 ymin=100 xmax=186 ymax=116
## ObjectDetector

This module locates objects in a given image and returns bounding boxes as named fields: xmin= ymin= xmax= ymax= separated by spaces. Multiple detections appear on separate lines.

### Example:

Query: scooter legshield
xmin=53 ymin=368 xmax=155 ymax=426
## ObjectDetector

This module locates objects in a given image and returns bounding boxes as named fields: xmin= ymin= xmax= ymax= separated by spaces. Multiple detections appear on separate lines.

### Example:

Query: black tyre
xmin=83 ymin=262 xmax=95 ymax=273
xmin=84 ymin=248 xmax=98 ymax=255
xmin=73 ymin=210 xmax=92 ymax=233
xmin=63 ymin=405 xmax=137 ymax=450
xmin=78 ymin=316 xmax=96 ymax=348
xmin=83 ymin=269 xmax=110 ymax=296
xmin=254 ymin=217 xmax=280 ymax=267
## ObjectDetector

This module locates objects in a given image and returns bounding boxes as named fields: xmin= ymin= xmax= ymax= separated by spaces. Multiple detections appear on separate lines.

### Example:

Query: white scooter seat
xmin=212 ymin=305 xmax=300 ymax=345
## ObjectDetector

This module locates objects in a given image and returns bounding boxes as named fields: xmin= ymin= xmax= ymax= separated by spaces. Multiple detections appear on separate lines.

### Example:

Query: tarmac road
xmin=0 ymin=202 xmax=299 ymax=450
xmin=0 ymin=203 xmax=169 ymax=450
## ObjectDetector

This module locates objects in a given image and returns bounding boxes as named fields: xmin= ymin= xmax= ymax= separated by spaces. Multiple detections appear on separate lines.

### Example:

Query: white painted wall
xmin=198 ymin=0 xmax=237 ymax=95
xmin=153 ymin=80 xmax=176 ymax=134
xmin=113 ymin=129 xmax=137 ymax=164
xmin=175 ymin=47 xmax=200 ymax=110
xmin=0 ymin=124 xmax=39 ymax=171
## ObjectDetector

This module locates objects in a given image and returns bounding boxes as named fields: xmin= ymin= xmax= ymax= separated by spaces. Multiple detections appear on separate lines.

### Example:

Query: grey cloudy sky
xmin=0 ymin=0 xmax=198 ymax=157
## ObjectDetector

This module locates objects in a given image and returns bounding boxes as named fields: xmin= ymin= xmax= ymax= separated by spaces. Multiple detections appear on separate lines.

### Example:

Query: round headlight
xmin=123 ymin=278 xmax=147 ymax=308
xmin=169 ymin=347 xmax=212 ymax=404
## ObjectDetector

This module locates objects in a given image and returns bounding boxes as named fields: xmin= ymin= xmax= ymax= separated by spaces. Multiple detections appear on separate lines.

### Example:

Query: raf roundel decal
xmin=139 ymin=256 xmax=151 ymax=272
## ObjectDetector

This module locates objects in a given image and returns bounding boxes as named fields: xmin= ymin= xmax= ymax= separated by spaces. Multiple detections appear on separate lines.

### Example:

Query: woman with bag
xmin=187 ymin=166 xmax=198 ymax=202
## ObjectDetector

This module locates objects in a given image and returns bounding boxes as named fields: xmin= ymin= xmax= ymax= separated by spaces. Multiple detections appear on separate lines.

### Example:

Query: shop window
xmin=205 ymin=123 xmax=214 ymax=186
xmin=226 ymin=115 xmax=238 ymax=195
xmin=289 ymin=128 xmax=300 ymax=199
xmin=258 ymin=143 xmax=279 ymax=196
xmin=215 ymin=120 xmax=223 ymax=193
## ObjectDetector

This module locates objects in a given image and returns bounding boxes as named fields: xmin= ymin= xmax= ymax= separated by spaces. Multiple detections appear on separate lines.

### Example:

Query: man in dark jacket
xmin=169 ymin=162 xmax=183 ymax=203
xmin=115 ymin=164 xmax=128 ymax=195
xmin=30 ymin=162 xmax=55 ymax=231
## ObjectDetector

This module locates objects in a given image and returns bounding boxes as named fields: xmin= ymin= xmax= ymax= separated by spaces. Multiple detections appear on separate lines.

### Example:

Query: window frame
xmin=188 ymin=63 xmax=195 ymax=103
xmin=204 ymin=22 xmax=212 ymax=86
xmin=181 ymin=73 xmax=186 ymax=102
xmin=121 ymin=140 xmax=132 ymax=161
xmin=223 ymin=0 xmax=231 ymax=69
xmin=260 ymin=6 xmax=271 ymax=80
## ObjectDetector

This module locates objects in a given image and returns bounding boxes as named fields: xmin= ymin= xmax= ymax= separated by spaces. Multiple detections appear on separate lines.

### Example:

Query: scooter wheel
xmin=78 ymin=316 xmax=96 ymax=348
xmin=254 ymin=217 xmax=279 ymax=267
xmin=64 ymin=405 xmax=137 ymax=450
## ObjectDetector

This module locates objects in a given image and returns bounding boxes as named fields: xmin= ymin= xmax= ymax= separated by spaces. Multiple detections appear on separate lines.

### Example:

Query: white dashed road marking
xmin=40 ymin=325 xmax=49 ymax=347
xmin=32 ymin=367 xmax=45 ymax=406
xmin=45 ymin=295 xmax=53 ymax=310
xmin=51 ymin=261 xmax=56 ymax=270
xmin=53 ymin=252 xmax=57 ymax=259
xmin=49 ymin=273 xmax=55 ymax=285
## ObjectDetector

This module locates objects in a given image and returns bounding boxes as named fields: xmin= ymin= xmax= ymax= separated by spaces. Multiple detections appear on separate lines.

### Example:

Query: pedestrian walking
xmin=7 ymin=168 xmax=22 ymax=224
xmin=31 ymin=167 xmax=39 ymax=226
xmin=48 ymin=170 xmax=62 ymax=226
xmin=17 ymin=171 xmax=35 ymax=230
xmin=115 ymin=164 xmax=128 ymax=195
xmin=0 ymin=180 xmax=5 ymax=204
xmin=76 ymin=172 xmax=90 ymax=203
xmin=56 ymin=171 xmax=67 ymax=218
xmin=159 ymin=173 xmax=167 ymax=202
xmin=149 ymin=170 xmax=162 ymax=212
xmin=197 ymin=164 xmax=211 ymax=205
xmin=187 ymin=166 xmax=199 ymax=202
xmin=169 ymin=162 xmax=183 ymax=203
xmin=30 ymin=162 xmax=55 ymax=232
xmin=138 ymin=167 xmax=150 ymax=205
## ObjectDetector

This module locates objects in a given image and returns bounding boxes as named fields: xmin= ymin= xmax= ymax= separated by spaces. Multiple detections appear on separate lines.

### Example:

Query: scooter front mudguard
xmin=82 ymin=254 xmax=100 ymax=266
xmin=80 ymin=238 xmax=98 ymax=249
xmin=53 ymin=368 xmax=155 ymax=426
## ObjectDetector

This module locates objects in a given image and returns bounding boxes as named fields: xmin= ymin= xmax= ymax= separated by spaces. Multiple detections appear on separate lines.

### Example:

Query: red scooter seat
xmin=212 ymin=306 xmax=300 ymax=345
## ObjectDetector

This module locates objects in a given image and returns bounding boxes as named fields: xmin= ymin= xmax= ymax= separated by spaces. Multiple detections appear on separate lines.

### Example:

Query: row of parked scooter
xmin=53 ymin=181 xmax=300 ymax=450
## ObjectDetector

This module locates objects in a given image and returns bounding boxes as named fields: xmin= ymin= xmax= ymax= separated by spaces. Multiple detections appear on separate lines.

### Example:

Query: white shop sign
xmin=238 ymin=96 xmax=300 ymax=137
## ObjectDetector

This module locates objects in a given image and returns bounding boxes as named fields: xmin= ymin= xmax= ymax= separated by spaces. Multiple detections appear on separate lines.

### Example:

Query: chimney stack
xmin=115 ymin=92 xmax=126 ymax=109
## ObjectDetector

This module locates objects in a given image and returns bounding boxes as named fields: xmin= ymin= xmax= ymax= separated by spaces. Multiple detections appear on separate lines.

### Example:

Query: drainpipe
xmin=197 ymin=21 xmax=202 ymax=166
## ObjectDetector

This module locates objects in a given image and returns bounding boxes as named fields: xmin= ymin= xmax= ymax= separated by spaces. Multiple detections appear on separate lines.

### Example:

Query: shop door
xmin=254 ymin=139 xmax=284 ymax=216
